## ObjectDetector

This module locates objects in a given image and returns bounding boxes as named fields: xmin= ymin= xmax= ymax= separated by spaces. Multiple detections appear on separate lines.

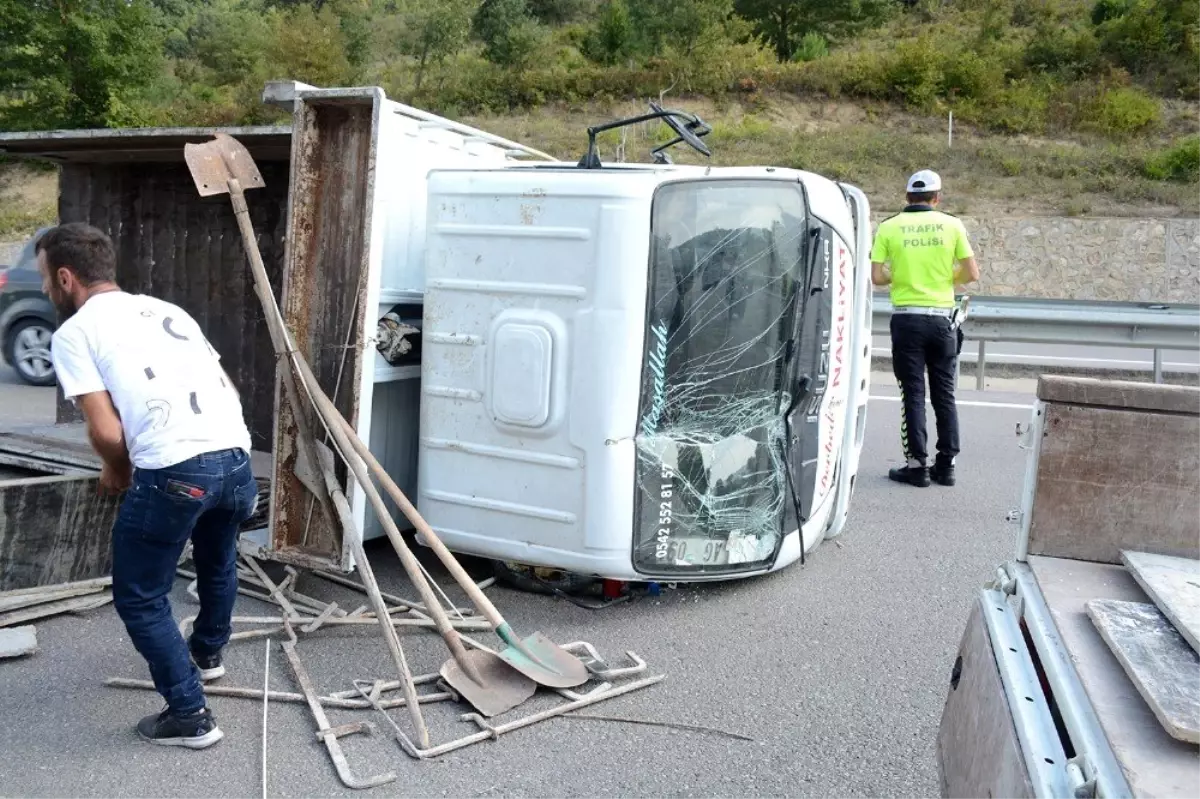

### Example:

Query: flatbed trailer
xmin=938 ymin=375 xmax=1200 ymax=798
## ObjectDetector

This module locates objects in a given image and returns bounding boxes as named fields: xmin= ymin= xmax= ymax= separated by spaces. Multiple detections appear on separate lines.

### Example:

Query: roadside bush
xmin=977 ymin=80 xmax=1052 ymax=134
xmin=1022 ymin=21 xmax=1102 ymax=79
xmin=1143 ymin=136 xmax=1200 ymax=182
xmin=1081 ymin=85 xmax=1162 ymax=136
xmin=582 ymin=0 xmax=636 ymax=65
xmin=790 ymin=32 xmax=828 ymax=63
xmin=884 ymin=37 xmax=945 ymax=108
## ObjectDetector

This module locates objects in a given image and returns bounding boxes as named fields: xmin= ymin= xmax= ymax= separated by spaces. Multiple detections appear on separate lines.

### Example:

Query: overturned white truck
xmin=256 ymin=84 xmax=874 ymax=583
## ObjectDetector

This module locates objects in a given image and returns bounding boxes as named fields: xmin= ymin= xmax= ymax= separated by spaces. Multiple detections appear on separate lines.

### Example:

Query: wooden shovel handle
xmin=226 ymin=177 xmax=505 ymax=638
xmin=310 ymin=380 xmax=507 ymax=630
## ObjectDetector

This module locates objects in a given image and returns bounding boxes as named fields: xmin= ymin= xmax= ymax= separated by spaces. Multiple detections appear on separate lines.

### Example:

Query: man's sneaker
xmin=136 ymin=706 xmax=224 ymax=749
xmin=191 ymin=649 xmax=225 ymax=681
xmin=931 ymin=460 xmax=956 ymax=487
xmin=889 ymin=465 xmax=931 ymax=487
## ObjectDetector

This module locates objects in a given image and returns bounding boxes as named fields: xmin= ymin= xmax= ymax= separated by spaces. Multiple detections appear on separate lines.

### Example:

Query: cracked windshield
xmin=633 ymin=179 xmax=811 ymax=576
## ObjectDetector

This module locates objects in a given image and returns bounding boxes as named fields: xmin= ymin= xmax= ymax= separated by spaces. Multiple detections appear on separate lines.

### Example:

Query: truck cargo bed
xmin=1030 ymin=554 xmax=1199 ymax=798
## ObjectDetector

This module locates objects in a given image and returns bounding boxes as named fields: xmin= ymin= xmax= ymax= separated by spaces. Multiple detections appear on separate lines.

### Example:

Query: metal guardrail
xmin=872 ymin=295 xmax=1200 ymax=389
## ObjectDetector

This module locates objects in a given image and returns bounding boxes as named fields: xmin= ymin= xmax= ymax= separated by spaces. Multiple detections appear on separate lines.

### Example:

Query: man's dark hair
xmin=35 ymin=223 xmax=117 ymax=286
xmin=906 ymin=190 xmax=939 ymax=205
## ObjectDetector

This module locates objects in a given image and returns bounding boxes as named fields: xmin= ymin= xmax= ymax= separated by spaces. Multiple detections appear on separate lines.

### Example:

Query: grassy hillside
xmin=0 ymin=161 xmax=56 ymax=241
xmin=3 ymin=93 xmax=1196 ymax=243
xmin=1 ymin=0 xmax=1197 ymax=240
xmin=465 ymin=96 xmax=1200 ymax=217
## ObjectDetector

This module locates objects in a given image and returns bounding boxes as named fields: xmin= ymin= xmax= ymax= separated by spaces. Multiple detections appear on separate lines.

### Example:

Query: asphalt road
xmin=0 ymin=373 xmax=1031 ymax=798
xmin=0 ymin=364 xmax=56 ymax=426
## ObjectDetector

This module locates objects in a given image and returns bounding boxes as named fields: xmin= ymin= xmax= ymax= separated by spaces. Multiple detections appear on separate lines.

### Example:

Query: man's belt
xmin=892 ymin=306 xmax=954 ymax=317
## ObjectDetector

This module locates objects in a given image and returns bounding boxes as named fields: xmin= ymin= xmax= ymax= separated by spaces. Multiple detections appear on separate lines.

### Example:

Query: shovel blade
xmin=440 ymin=650 xmax=536 ymax=718
xmin=183 ymin=133 xmax=266 ymax=197
xmin=499 ymin=631 xmax=590 ymax=688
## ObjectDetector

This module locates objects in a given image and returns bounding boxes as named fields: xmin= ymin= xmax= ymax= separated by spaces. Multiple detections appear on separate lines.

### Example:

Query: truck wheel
xmin=5 ymin=318 xmax=56 ymax=387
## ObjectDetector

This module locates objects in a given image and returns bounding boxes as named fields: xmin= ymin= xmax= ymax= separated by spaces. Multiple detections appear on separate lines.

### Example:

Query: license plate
xmin=661 ymin=537 xmax=730 ymax=567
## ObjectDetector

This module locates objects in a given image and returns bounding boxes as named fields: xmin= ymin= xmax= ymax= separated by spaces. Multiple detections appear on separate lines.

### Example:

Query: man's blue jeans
xmin=111 ymin=448 xmax=258 ymax=715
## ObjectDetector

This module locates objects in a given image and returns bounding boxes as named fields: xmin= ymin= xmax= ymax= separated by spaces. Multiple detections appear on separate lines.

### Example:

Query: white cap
xmin=906 ymin=169 xmax=942 ymax=193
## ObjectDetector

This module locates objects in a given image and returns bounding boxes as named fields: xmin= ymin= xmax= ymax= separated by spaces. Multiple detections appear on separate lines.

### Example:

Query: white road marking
xmin=869 ymin=395 xmax=1032 ymax=410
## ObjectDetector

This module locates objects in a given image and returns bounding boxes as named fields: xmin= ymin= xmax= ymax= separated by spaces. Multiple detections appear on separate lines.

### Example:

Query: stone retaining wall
xmin=871 ymin=216 xmax=1200 ymax=304
xmin=8 ymin=217 xmax=1200 ymax=304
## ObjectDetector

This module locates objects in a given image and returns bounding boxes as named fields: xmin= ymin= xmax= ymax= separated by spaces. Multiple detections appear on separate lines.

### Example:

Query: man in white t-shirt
xmin=39 ymin=223 xmax=257 ymax=750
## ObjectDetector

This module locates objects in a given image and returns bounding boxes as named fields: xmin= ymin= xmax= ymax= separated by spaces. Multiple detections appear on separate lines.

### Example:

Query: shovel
xmin=188 ymin=134 xmax=588 ymax=691
xmin=316 ymin=406 xmax=590 ymax=689
xmin=184 ymin=133 xmax=544 ymax=716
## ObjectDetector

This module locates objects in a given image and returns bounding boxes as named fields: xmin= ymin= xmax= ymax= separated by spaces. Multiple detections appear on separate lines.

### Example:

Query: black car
xmin=0 ymin=228 xmax=57 ymax=386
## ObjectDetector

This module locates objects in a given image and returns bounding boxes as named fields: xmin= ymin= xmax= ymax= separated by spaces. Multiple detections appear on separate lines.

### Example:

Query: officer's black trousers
xmin=890 ymin=313 xmax=961 ymax=465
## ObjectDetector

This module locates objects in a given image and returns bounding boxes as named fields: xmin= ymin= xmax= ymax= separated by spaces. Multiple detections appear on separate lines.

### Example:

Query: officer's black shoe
xmin=137 ymin=706 xmax=224 ymax=749
xmin=889 ymin=465 xmax=931 ymax=487
xmin=931 ymin=459 xmax=956 ymax=487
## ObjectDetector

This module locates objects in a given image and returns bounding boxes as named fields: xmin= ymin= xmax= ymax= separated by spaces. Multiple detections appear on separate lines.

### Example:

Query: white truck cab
xmin=262 ymin=85 xmax=874 ymax=582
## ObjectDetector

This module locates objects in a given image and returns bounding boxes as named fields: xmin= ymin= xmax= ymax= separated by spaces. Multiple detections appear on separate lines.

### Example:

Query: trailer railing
xmin=872 ymin=295 xmax=1200 ymax=389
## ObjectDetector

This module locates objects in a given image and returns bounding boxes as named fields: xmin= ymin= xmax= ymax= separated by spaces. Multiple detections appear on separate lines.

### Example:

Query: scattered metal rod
xmin=361 ymin=675 xmax=666 ymax=760
xmin=242 ymin=556 xmax=302 ymax=619
xmin=309 ymin=569 xmax=474 ymax=618
xmin=555 ymin=681 xmax=614 ymax=702
xmin=104 ymin=677 xmax=453 ymax=711
xmin=261 ymin=640 xmax=270 ymax=799
xmin=178 ymin=614 xmax=492 ymax=643
xmin=312 ymin=450 xmax=431 ymax=748
xmin=416 ymin=559 xmax=467 ymax=621
xmin=227 ymin=562 xmax=486 ymax=623
xmin=187 ymin=561 xmax=346 ymax=620
xmin=561 ymin=642 xmax=648 ymax=680
xmin=177 ymin=568 xmax=331 ymax=616
xmin=301 ymin=602 xmax=341 ymax=634
xmin=318 ymin=721 xmax=376 ymax=742
xmin=559 ymin=714 xmax=755 ymax=742
xmin=280 ymin=640 xmax=397 ymax=789
xmin=283 ymin=584 xmax=349 ymax=619
xmin=326 ymin=673 xmax=440 ymax=699
xmin=233 ymin=626 xmax=285 ymax=643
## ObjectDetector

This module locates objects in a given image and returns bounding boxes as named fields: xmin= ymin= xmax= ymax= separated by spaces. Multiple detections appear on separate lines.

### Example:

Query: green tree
xmin=1094 ymin=0 xmax=1199 ymax=86
xmin=582 ymin=0 xmax=635 ymax=64
xmin=382 ymin=0 xmax=478 ymax=90
xmin=183 ymin=0 xmax=274 ymax=87
xmin=526 ymin=0 xmax=593 ymax=24
xmin=734 ymin=0 xmax=893 ymax=61
xmin=267 ymin=2 xmax=356 ymax=86
xmin=0 ymin=0 xmax=166 ymax=130
xmin=630 ymin=0 xmax=738 ymax=56
xmin=473 ymin=0 xmax=545 ymax=67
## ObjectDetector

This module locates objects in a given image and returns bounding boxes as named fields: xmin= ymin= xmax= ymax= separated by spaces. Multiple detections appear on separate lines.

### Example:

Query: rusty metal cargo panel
xmin=265 ymin=86 xmax=527 ymax=571
xmin=269 ymin=93 xmax=379 ymax=568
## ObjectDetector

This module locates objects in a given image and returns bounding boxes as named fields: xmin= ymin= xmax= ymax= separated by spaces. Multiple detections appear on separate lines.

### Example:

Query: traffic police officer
xmin=870 ymin=170 xmax=979 ymax=487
